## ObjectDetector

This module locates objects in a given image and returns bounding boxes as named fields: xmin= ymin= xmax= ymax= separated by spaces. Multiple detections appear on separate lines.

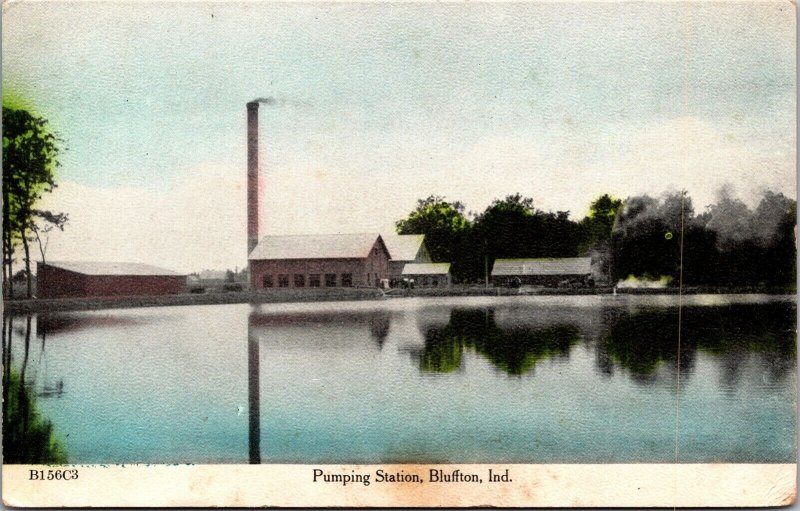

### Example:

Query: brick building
xmin=37 ymin=261 xmax=186 ymax=299
xmin=248 ymin=233 xmax=390 ymax=289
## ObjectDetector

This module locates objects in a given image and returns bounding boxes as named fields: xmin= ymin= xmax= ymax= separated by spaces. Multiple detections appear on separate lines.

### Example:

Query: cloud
xmin=38 ymin=165 xmax=248 ymax=273
xmin=37 ymin=116 xmax=794 ymax=272
xmin=592 ymin=117 xmax=795 ymax=211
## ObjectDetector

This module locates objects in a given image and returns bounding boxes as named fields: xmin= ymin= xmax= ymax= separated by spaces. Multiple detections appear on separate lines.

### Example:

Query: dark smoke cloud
xmin=614 ymin=186 xmax=794 ymax=251
xmin=704 ymin=186 xmax=794 ymax=250
xmin=249 ymin=97 xmax=310 ymax=108
xmin=614 ymin=191 xmax=693 ymax=237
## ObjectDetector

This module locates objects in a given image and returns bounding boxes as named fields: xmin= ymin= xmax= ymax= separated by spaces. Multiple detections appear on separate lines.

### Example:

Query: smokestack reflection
xmin=248 ymin=310 xmax=261 ymax=464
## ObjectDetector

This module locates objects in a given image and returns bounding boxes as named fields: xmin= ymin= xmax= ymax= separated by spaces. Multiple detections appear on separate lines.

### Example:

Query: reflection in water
xmin=36 ymin=312 xmax=144 ymax=337
xmin=248 ymin=312 xmax=260 ymax=464
xmin=248 ymin=309 xmax=392 ymax=349
xmin=3 ymin=297 xmax=795 ymax=464
xmin=600 ymin=303 xmax=796 ymax=384
xmin=369 ymin=314 xmax=391 ymax=348
xmin=246 ymin=307 xmax=392 ymax=463
xmin=2 ymin=315 xmax=67 ymax=463
xmin=419 ymin=309 xmax=581 ymax=375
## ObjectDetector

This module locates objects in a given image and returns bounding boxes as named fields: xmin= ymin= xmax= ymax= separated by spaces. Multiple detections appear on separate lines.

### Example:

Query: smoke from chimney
xmin=247 ymin=101 xmax=260 ymax=255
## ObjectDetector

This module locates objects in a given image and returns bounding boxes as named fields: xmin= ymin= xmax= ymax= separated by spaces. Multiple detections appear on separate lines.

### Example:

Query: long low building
xmin=491 ymin=257 xmax=593 ymax=287
xmin=401 ymin=262 xmax=452 ymax=288
xmin=37 ymin=261 xmax=186 ymax=298
xmin=248 ymin=233 xmax=390 ymax=289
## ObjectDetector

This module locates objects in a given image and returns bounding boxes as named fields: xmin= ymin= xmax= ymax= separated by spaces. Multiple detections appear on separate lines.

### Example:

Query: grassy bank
xmin=3 ymin=288 xmax=385 ymax=314
xmin=3 ymin=285 xmax=794 ymax=314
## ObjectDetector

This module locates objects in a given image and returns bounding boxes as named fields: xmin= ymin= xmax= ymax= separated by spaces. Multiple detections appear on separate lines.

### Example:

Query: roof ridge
xmin=259 ymin=232 xmax=380 ymax=237
xmin=46 ymin=260 xmax=169 ymax=266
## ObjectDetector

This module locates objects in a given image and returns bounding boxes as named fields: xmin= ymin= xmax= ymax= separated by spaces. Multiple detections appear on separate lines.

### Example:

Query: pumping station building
xmin=248 ymin=233 xmax=391 ymax=289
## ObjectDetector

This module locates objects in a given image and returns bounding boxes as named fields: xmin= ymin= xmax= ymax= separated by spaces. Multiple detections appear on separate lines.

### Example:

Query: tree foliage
xmin=395 ymin=195 xmax=470 ymax=265
xmin=2 ymin=107 xmax=67 ymax=298
xmin=472 ymin=194 xmax=583 ymax=273
xmin=611 ymin=190 xmax=796 ymax=287
xmin=395 ymin=189 xmax=795 ymax=288
xmin=396 ymin=193 xmax=587 ymax=282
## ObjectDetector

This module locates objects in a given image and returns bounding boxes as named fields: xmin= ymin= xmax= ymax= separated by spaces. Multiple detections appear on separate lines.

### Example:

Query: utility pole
xmin=484 ymin=239 xmax=489 ymax=289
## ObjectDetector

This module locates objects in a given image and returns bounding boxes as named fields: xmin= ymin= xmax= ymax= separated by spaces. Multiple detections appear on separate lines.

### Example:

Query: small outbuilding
xmin=37 ymin=261 xmax=186 ymax=299
xmin=382 ymin=234 xmax=432 ymax=285
xmin=401 ymin=262 xmax=452 ymax=288
xmin=491 ymin=257 xmax=593 ymax=288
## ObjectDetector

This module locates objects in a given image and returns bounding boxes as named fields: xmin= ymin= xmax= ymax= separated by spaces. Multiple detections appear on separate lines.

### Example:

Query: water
xmin=3 ymin=294 xmax=795 ymax=464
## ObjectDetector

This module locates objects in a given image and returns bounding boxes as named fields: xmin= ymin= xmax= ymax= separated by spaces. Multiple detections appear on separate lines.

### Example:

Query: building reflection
xmin=246 ymin=306 xmax=393 ymax=463
xmin=246 ymin=300 xmax=794 ymax=461
xmin=35 ymin=312 xmax=144 ymax=338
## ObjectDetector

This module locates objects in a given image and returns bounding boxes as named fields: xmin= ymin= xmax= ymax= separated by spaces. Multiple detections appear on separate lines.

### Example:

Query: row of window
xmin=263 ymin=273 xmax=353 ymax=288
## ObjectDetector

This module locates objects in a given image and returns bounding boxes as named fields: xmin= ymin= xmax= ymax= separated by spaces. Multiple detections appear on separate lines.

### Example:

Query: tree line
xmin=395 ymin=189 xmax=796 ymax=288
xmin=3 ymin=107 xmax=68 ymax=299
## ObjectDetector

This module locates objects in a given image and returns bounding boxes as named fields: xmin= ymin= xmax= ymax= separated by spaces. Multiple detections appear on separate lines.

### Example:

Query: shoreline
xmin=3 ymin=286 xmax=795 ymax=314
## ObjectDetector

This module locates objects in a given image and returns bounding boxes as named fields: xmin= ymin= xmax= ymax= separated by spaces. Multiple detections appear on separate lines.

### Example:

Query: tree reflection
xmin=600 ymin=303 xmax=796 ymax=383
xmin=368 ymin=314 xmax=391 ymax=348
xmin=2 ymin=315 xmax=67 ymax=463
xmin=419 ymin=309 xmax=581 ymax=375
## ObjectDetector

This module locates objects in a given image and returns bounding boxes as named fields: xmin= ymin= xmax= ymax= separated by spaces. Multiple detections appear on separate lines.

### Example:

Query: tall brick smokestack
xmin=247 ymin=101 xmax=259 ymax=255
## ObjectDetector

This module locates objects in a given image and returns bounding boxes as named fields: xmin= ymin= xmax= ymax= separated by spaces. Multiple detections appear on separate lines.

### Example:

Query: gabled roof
xmin=43 ymin=261 xmax=183 ymax=276
xmin=248 ymin=233 xmax=384 ymax=260
xmin=402 ymin=263 xmax=451 ymax=275
xmin=382 ymin=234 xmax=425 ymax=261
xmin=492 ymin=257 xmax=592 ymax=276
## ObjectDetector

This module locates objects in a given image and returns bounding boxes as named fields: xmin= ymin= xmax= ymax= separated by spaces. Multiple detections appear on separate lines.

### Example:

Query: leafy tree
xmin=610 ymin=193 xmax=688 ymax=283
xmin=609 ymin=190 xmax=795 ymax=288
xmin=471 ymin=194 xmax=583 ymax=278
xmin=581 ymin=194 xmax=622 ymax=246
xmin=395 ymin=195 xmax=471 ymax=265
xmin=578 ymin=194 xmax=623 ymax=283
xmin=473 ymin=194 xmax=536 ymax=261
xmin=396 ymin=188 xmax=795 ymax=289
xmin=2 ymin=107 xmax=66 ymax=298
xmin=30 ymin=210 xmax=68 ymax=264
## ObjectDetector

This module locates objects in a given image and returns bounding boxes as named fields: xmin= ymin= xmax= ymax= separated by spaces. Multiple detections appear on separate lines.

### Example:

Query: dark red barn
xmin=37 ymin=261 xmax=186 ymax=299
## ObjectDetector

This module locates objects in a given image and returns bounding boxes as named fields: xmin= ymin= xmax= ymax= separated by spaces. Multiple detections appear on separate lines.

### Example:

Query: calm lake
xmin=4 ymin=294 xmax=796 ymax=464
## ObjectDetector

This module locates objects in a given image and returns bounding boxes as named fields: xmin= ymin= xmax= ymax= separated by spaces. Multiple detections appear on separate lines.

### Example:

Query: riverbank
xmin=3 ymin=285 xmax=795 ymax=314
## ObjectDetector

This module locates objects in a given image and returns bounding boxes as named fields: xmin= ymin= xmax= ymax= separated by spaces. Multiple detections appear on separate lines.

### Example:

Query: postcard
xmin=1 ymin=0 xmax=796 ymax=507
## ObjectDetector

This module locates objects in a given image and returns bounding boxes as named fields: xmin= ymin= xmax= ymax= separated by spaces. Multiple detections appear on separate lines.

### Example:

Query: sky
xmin=3 ymin=1 xmax=796 ymax=273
